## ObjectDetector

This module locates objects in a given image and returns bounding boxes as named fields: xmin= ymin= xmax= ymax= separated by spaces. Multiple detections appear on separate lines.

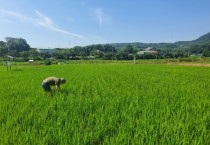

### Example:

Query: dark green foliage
xmin=44 ymin=60 xmax=52 ymax=65
xmin=1 ymin=32 xmax=210 ymax=60
xmin=5 ymin=37 xmax=31 ymax=56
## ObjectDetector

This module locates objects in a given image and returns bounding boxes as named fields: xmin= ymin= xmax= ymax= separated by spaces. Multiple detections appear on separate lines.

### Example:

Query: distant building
xmin=7 ymin=55 xmax=14 ymax=59
xmin=137 ymin=50 xmax=158 ymax=55
xmin=145 ymin=47 xmax=154 ymax=51
xmin=137 ymin=47 xmax=158 ymax=55
xmin=36 ymin=48 xmax=55 ymax=54
xmin=3 ymin=55 xmax=14 ymax=61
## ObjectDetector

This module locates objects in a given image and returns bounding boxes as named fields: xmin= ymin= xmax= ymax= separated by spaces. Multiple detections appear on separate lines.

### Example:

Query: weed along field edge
xmin=0 ymin=63 xmax=209 ymax=144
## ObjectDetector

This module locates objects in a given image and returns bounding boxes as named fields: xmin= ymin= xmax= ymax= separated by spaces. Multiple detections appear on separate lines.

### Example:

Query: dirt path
xmin=168 ymin=63 xmax=210 ymax=67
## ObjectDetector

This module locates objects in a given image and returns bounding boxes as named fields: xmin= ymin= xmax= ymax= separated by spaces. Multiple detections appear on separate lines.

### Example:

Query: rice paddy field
xmin=0 ymin=62 xmax=210 ymax=144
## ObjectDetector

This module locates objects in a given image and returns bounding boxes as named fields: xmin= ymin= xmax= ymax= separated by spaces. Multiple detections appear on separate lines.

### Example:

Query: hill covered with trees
xmin=0 ymin=32 xmax=210 ymax=61
xmin=111 ymin=32 xmax=210 ymax=50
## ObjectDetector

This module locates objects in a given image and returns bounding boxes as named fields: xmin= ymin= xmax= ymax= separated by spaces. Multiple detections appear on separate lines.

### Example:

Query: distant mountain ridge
xmin=175 ymin=32 xmax=210 ymax=46
xmin=192 ymin=32 xmax=210 ymax=44
xmin=109 ymin=32 xmax=210 ymax=50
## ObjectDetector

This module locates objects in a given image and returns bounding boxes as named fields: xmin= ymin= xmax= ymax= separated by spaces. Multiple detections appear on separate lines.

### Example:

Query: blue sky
xmin=0 ymin=0 xmax=210 ymax=48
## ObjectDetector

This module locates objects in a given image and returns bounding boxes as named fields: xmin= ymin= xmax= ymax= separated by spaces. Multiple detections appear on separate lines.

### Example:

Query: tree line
xmin=1 ymin=37 xmax=210 ymax=61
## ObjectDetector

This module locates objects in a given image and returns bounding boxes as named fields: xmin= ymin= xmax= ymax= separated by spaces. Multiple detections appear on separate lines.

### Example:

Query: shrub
xmin=44 ymin=60 xmax=52 ymax=65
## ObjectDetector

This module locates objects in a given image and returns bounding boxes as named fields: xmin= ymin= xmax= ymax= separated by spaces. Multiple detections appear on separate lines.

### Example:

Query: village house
xmin=137 ymin=47 xmax=158 ymax=55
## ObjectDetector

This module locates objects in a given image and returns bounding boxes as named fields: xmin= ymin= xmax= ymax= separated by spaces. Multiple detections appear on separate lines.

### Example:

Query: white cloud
xmin=93 ymin=8 xmax=111 ymax=26
xmin=0 ymin=9 xmax=85 ymax=39
xmin=35 ymin=10 xmax=53 ymax=26
xmin=35 ymin=10 xmax=86 ymax=39
xmin=0 ymin=9 xmax=33 ymax=22
xmin=95 ymin=8 xmax=104 ymax=26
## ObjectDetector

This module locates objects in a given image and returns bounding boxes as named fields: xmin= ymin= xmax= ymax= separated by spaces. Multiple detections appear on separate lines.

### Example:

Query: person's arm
xmin=56 ymin=85 xmax=60 ymax=91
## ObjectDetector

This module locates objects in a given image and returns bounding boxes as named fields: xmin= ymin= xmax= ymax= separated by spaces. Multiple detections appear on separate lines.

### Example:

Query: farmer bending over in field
xmin=42 ymin=77 xmax=66 ymax=96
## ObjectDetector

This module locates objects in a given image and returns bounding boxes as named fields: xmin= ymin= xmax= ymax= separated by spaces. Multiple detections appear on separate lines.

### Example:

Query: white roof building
xmin=36 ymin=48 xmax=55 ymax=54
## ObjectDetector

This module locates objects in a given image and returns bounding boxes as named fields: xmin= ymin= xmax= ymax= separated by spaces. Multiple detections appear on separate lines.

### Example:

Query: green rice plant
xmin=0 ymin=63 xmax=209 ymax=144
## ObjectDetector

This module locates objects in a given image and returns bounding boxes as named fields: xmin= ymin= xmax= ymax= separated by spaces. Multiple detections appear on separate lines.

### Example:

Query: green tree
xmin=202 ymin=48 xmax=210 ymax=57
xmin=5 ymin=37 xmax=30 ymax=56
xmin=20 ymin=51 xmax=29 ymax=60
xmin=124 ymin=45 xmax=134 ymax=53
xmin=116 ymin=51 xmax=129 ymax=60
xmin=68 ymin=49 xmax=77 ymax=59
xmin=40 ymin=52 xmax=51 ymax=60
xmin=29 ymin=49 xmax=39 ymax=60
xmin=0 ymin=41 xmax=7 ymax=56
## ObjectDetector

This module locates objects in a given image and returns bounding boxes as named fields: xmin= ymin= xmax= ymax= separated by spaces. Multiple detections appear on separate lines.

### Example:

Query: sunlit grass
xmin=0 ymin=63 xmax=209 ymax=144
